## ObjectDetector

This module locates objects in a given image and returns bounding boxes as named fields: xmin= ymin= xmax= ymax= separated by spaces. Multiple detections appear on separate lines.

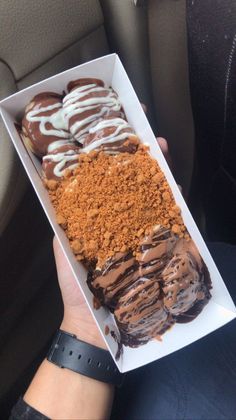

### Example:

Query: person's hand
xmin=53 ymin=237 xmax=106 ymax=349
xmin=157 ymin=136 xmax=172 ymax=167
xmin=53 ymin=137 xmax=174 ymax=349
xmin=157 ymin=136 xmax=182 ymax=193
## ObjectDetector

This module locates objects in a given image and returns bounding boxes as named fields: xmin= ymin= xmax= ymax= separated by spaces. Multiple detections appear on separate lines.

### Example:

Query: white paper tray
xmin=0 ymin=53 xmax=235 ymax=373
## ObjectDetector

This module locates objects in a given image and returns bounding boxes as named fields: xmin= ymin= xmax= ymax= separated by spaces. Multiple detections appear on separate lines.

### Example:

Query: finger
xmin=53 ymin=236 xmax=85 ymax=306
xmin=157 ymin=137 xmax=173 ymax=169
xmin=157 ymin=137 xmax=169 ymax=155
xmin=53 ymin=236 xmax=74 ymax=282
xmin=53 ymin=236 xmax=65 ymax=271
xmin=141 ymin=103 xmax=147 ymax=114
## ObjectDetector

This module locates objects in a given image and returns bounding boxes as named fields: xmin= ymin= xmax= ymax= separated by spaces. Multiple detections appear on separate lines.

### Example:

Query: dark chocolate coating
xmin=83 ymin=116 xmax=140 ymax=154
xmin=22 ymin=92 xmax=70 ymax=157
xmin=87 ymin=226 xmax=212 ymax=349
xmin=63 ymin=79 xmax=125 ymax=142
xmin=114 ymin=277 xmax=173 ymax=347
xmin=67 ymin=78 xmax=105 ymax=92
xmin=42 ymin=142 xmax=81 ymax=180
xmin=87 ymin=252 xmax=139 ymax=311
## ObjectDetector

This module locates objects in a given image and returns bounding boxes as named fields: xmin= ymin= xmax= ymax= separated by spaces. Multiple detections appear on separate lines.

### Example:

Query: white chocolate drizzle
xmin=47 ymin=139 xmax=74 ymax=153
xmin=63 ymin=84 xmax=123 ymax=142
xmin=43 ymin=149 xmax=79 ymax=177
xmin=82 ymin=118 xmax=135 ymax=153
xmin=26 ymin=103 xmax=70 ymax=139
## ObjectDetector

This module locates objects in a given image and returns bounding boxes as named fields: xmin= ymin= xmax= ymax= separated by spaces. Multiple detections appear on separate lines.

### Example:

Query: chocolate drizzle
xmin=42 ymin=141 xmax=81 ymax=180
xmin=63 ymin=79 xmax=125 ymax=144
xmin=22 ymin=92 xmax=71 ymax=157
xmin=88 ymin=226 xmax=212 ymax=349
xmin=110 ymin=330 xmax=124 ymax=360
xmin=21 ymin=78 xmax=140 ymax=180
xmin=137 ymin=226 xmax=178 ymax=279
xmin=82 ymin=117 xmax=140 ymax=154
xmin=115 ymin=277 xmax=172 ymax=347
xmin=88 ymin=252 xmax=139 ymax=310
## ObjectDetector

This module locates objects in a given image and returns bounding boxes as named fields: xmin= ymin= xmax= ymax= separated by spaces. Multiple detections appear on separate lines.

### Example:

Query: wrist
xmin=61 ymin=312 xmax=106 ymax=350
xmin=24 ymin=358 xmax=114 ymax=420
xmin=46 ymin=330 xmax=123 ymax=387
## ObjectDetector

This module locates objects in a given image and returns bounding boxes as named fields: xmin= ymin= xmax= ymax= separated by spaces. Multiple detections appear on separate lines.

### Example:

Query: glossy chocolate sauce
xmin=63 ymin=79 xmax=126 ymax=145
xmin=82 ymin=117 xmax=140 ymax=154
xmin=21 ymin=79 xmax=140 ymax=169
xmin=22 ymin=92 xmax=71 ymax=157
xmin=88 ymin=226 xmax=211 ymax=348
xmin=42 ymin=140 xmax=81 ymax=180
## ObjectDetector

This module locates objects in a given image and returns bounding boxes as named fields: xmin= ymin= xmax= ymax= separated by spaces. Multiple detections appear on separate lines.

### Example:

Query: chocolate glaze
xmin=67 ymin=78 xmax=104 ymax=92
xmin=115 ymin=277 xmax=173 ymax=347
xmin=42 ymin=141 xmax=81 ymax=180
xmin=29 ymin=92 xmax=64 ymax=101
xmin=88 ymin=252 xmax=139 ymax=310
xmin=22 ymin=92 xmax=71 ymax=157
xmin=88 ymin=226 xmax=212 ymax=349
xmin=175 ymin=261 xmax=211 ymax=323
xmin=63 ymin=79 xmax=125 ymax=143
xmin=137 ymin=226 xmax=178 ymax=278
xmin=21 ymin=79 xmax=136 ymax=160
xmin=110 ymin=330 xmax=124 ymax=360
xmin=162 ymin=252 xmax=204 ymax=315
xmin=82 ymin=116 xmax=140 ymax=154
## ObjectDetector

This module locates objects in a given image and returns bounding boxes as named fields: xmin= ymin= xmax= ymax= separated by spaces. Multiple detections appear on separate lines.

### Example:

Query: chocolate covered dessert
xmin=21 ymin=78 xmax=212 ymax=349
xmin=42 ymin=141 xmax=81 ymax=181
xmin=22 ymin=92 xmax=71 ymax=157
xmin=21 ymin=79 xmax=139 ymax=180
xmin=82 ymin=117 xmax=140 ymax=154
xmin=63 ymin=78 xmax=126 ymax=144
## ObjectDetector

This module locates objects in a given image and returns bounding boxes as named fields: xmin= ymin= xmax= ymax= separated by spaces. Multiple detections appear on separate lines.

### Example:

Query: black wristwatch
xmin=47 ymin=330 xmax=123 ymax=387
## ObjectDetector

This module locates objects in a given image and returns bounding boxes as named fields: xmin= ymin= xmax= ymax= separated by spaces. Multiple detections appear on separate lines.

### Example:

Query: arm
xmin=23 ymin=238 xmax=114 ymax=420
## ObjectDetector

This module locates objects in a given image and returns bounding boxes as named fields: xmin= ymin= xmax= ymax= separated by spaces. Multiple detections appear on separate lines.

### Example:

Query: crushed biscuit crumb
xmin=47 ymin=147 xmax=186 ymax=266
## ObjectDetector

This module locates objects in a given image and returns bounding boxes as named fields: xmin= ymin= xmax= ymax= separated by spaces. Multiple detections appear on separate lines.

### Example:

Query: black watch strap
xmin=47 ymin=330 xmax=123 ymax=387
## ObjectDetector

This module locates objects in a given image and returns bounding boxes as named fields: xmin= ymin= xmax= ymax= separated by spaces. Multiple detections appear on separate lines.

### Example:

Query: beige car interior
xmin=0 ymin=0 xmax=194 ymax=411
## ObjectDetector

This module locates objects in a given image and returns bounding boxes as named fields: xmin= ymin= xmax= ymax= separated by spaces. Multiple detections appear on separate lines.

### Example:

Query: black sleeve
xmin=9 ymin=397 xmax=49 ymax=420
xmin=186 ymin=0 xmax=236 ymax=243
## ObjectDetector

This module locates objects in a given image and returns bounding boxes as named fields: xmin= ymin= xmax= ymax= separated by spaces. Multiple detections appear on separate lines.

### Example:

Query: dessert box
xmin=0 ymin=53 xmax=235 ymax=373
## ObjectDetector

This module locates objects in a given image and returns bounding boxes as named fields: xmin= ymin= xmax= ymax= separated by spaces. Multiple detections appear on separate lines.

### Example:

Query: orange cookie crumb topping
xmin=46 ymin=146 xmax=186 ymax=266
